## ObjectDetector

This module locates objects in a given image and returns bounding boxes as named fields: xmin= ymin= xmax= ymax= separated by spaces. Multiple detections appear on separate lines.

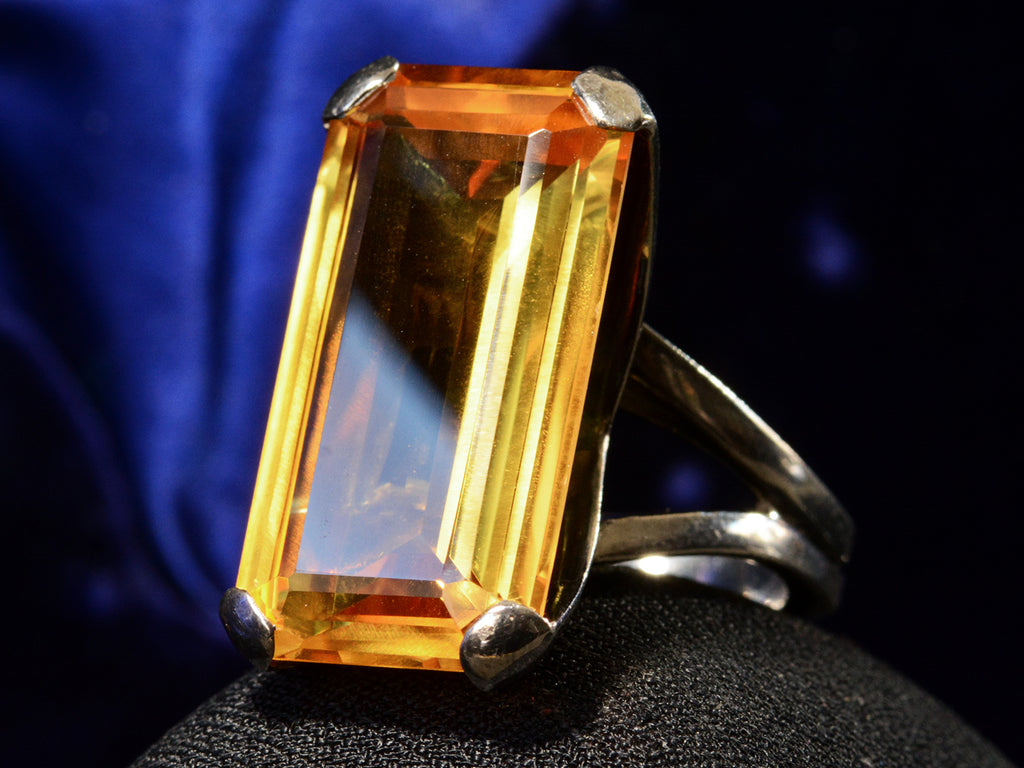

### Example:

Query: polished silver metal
xmin=572 ymin=67 xmax=653 ymax=132
xmin=322 ymin=55 xmax=399 ymax=126
xmin=460 ymin=601 xmax=555 ymax=691
xmin=542 ymin=72 xmax=661 ymax=643
xmin=596 ymin=511 xmax=842 ymax=614
xmin=620 ymin=326 xmax=854 ymax=564
xmin=219 ymin=587 xmax=275 ymax=671
xmin=613 ymin=554 xmax=792 ymax=610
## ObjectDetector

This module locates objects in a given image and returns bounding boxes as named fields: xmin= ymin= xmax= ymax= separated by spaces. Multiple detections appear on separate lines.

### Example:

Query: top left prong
xmin=322 ymin=55 xmax=400 ymax=126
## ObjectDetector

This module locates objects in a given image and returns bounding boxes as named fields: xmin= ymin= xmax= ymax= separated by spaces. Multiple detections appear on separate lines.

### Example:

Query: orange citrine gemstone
xmin=235 ymin=64 xmax=636 ymax=671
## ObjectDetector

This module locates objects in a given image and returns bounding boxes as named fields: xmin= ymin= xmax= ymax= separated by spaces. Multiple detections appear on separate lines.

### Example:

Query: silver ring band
xmin=597 ymin=324 xmax=851 ymax=613
xmin=596 ymin=512 xmax=841 ymax=614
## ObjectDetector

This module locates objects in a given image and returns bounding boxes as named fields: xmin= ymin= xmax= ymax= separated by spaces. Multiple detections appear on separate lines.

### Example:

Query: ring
xmin=221 ymin=57 xmax=852 ymax=690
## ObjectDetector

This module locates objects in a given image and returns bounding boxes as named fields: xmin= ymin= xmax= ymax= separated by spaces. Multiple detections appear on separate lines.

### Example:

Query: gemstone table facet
xmin=235 ymin=64 xmax=637 ymax=671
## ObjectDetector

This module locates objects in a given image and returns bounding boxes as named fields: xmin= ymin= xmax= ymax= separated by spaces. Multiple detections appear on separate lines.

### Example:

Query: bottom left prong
xmin=220 ymin=587 xmax=275 ymax=671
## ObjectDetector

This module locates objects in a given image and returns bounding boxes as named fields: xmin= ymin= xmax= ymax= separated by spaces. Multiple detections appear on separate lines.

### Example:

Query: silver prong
xmin=322 ymin=55 xmax=400 ymax=126
xmin=572 ymin=66 xmax=651 ymax=132
xmin=460 ymin=601 xmax=555 ymax=691
xmin=220 ymin=587 xmax=275 ymax=671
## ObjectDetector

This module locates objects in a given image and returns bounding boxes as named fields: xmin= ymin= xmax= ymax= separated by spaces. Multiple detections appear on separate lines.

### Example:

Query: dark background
xmin=1 ymin=1 xmax=1019 ymax=765
xmin=573 ymin=4 xmax=1019 ymax=765
xmin=572 ymin=5 xmax=1021 ymax=764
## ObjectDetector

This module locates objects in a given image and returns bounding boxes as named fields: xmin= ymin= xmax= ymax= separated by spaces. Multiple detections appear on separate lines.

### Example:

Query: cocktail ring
xmin=221 ymin=57 xmax=853 ymax=690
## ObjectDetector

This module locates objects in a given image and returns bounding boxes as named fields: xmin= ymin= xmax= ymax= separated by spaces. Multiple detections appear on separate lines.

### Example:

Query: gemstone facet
xmin=235 ymin=64 xmax=638 ymax=671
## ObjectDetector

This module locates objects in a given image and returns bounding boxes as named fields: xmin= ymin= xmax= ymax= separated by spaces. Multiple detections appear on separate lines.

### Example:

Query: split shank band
xmin=604 ymin=325 xmax=850 ymax=615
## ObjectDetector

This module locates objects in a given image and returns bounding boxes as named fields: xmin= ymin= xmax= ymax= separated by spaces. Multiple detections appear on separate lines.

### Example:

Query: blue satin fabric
xmin=0 ymin=1 xmax=574 ymax=752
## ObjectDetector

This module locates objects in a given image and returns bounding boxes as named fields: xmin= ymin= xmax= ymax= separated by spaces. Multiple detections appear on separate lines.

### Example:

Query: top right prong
xmin=572 ymin=66 xmax=654 ymax=132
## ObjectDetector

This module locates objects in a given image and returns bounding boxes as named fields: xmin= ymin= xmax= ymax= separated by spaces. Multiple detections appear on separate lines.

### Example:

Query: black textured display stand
xmin=133 ymin=575 xmax=1012 ymax=767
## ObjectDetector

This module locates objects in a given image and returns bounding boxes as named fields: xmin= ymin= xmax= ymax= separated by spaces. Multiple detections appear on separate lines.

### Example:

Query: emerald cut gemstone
xmin=235 ymin=63 xmax=642 ymax=671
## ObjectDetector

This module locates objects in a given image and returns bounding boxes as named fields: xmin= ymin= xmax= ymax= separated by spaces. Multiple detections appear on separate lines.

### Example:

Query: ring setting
xmin=221 ymin=57 xmax=851 ymax=690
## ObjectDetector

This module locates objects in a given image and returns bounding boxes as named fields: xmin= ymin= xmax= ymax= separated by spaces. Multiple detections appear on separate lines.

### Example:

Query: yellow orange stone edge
xmin=236 ymin=139 xmax=345 ymax=606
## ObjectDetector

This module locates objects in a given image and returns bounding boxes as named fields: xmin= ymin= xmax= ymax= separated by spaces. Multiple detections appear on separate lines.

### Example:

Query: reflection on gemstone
xmin=297 ymin=292 xmax=459 ymax=583
xmin=235 ymin=64 xmax=637 ymax=671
